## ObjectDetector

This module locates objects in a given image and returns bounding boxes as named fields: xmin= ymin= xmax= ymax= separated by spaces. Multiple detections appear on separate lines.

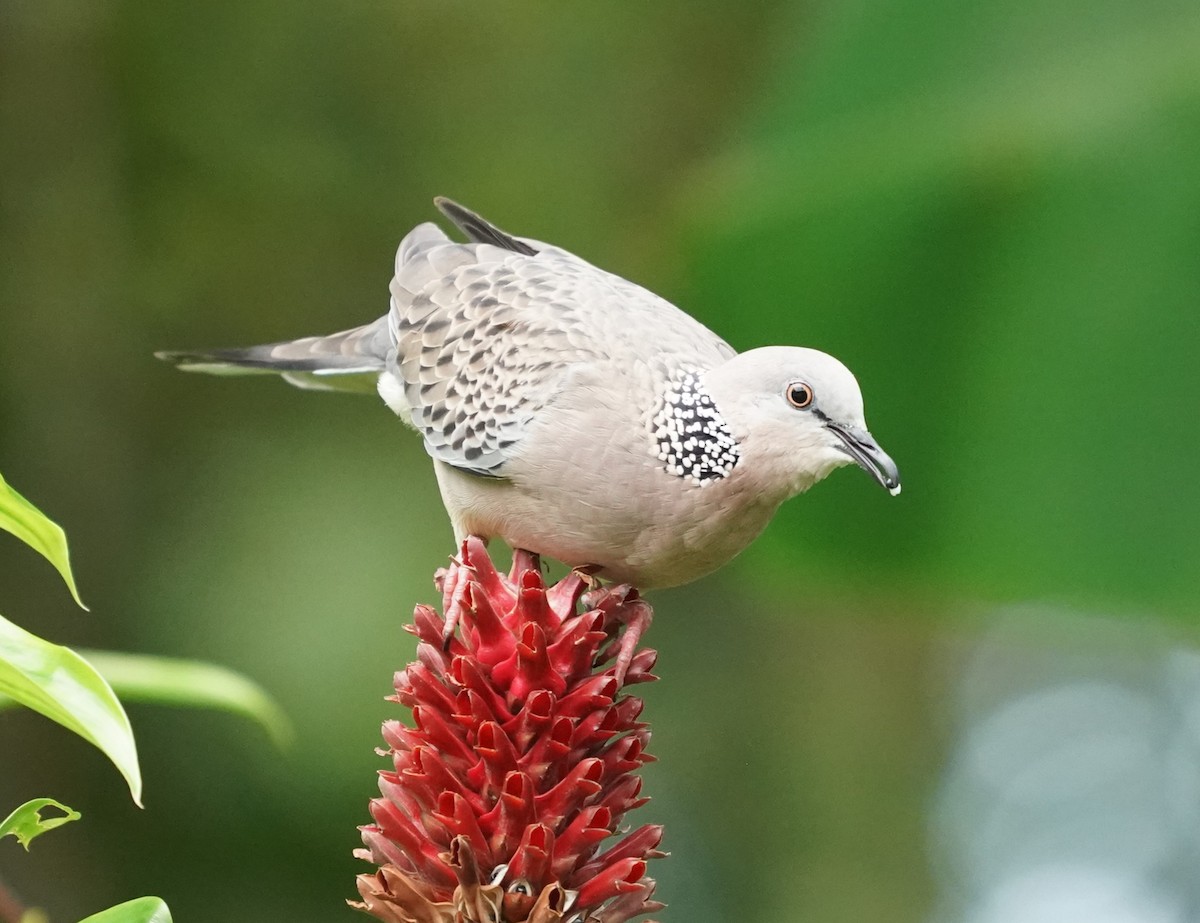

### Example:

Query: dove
xmin=159 ymin=198 xmax=900 ymax=591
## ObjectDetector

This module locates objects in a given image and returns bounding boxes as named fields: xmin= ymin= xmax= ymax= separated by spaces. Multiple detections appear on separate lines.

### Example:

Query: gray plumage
xmin=159 ymin=198 xmax=899 ymax=587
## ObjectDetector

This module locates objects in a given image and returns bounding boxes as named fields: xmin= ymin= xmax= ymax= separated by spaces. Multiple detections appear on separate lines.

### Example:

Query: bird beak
xmin=825 ymin=423 xmax=902 ymax=496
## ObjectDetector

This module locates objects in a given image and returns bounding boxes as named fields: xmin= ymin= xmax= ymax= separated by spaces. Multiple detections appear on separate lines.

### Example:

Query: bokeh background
xmin=2 ymin=2 xmax=1199 ymax=921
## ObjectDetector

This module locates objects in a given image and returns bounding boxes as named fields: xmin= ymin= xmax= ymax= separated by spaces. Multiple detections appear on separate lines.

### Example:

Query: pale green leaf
xmin=0 ymin=615 xmax=141 ymax=804
xmin=76 ymin=897 xmax=172 ymax=923
xmin=78 ymin=650 xmax=293 ymax=750
xmin=0 ymin=471 xmax=85 ymax=609
xmin=0 ymin=798 xmax=81 ymax=850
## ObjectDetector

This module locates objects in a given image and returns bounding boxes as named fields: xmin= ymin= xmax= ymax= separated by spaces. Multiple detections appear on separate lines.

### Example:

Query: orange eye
xmin=785 ymin=381 xmax=814 ymax=409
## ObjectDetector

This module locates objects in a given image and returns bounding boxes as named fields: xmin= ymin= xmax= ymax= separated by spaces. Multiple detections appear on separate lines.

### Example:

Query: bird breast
xmin=431 ymin=359 xmax=785 ymax=587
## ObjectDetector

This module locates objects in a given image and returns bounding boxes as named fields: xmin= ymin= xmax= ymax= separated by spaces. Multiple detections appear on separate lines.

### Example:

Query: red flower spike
xmin=517 ymin=572 xmax=562 ymax=635
xmin=612 ymin=696 xmax=646 ymax=728
xmin=410 ymin=604 xmax=448 ymax=647
xmin=485 ymin=623 xmax=544 ymax=703
xmin=545 ymin=569 xmax=587 ymax=615
xmin=509 ymin=547 xmax=540 ymax=574
xmin=403 ymin=747 xmax=479 ymax=808
xmin=452 ymin=656 xmax=516 ymax=723
xmin=533 ymin=759 xmax=604 ymax=817
xmin=595 ymin=887 xmax=666 ymax=923
xmin=556 ymin=675 xmax=618 ymax=719
xmin=412 ymin=707 xmax=479 ymax=767
xmin=597 ymin=734 xmax=652 ymax=777
xmin=507 ymin=823 xmax=554 ymax=885
xmin=455 ymin=689 xmax=493 ymax=730
xmin=575 ymin=859 xmax=648 ymax=908
xmin=357 ymin=828 xmax=413 ymax=876
xmin=366 ymin=801 xmax=451 ymax=882
xmin=432 ymin=793 xmax=494 ymax=866
xmin=465 ymin=582 xmax=513 ymax=666
xmin=575 ymin=826 xmax=666 ymax=882
xmin=552 ymin=806 xmax=614 ymax=872
xmin=621 ymin=649 xmax=659 ymax=685
xmin=399 ymin=662 xmax=458 ymax=715
xmin=547 ymin=611 xmax=609 ymax=676
xmin=380 ymin=720 xmax=417 ymax=753
xmin=570 ymin=706 xmax=621 ymax=753
xmin=458 ymin=545 xmax=516 ymax=612
xmin=416 ymin=641 xmax=452 ymax=677
xmin=521 ymin=717 xmax=573 ymax=774
xmin=353 ymin=538 xmax=662 ymax=923
xmin=596 ymin=776 xmax=649 ymax=816
xmin=475 ymin=722 xmax=521 ymax=789
xmin=510 ymin=622 xmax=567 ymax=701
xmin=378 ymin=772 xmax=434 ymax=823
xmin=504 ymin=689 xmax=555 ymax=752
xmin=490 ymin=772 xmax=537 ymax=856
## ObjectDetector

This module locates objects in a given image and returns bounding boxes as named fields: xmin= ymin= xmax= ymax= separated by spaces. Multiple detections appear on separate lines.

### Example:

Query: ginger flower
xmin=353 ymin=538 xmax=665 ymax=923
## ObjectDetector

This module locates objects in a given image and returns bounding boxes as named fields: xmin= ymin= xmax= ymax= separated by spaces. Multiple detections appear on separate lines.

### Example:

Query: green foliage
xmin=0 ymin=798 xmax=81 ymax=851
xmin=0 ymin=472 xmax=290 ymax=817
xmin=0 ymin=471 xmax=279 ymax=919
xmin=76 ymin=651 xmax=293 ymax=750
xmin=0 ymin=648 xmax=292 ymax=752
xmin=76 ymin=898 xmax=172 ymax=923
xmin=0 ymin=471 xmax=85 ymax=609
xmin=0 ymin=614 xmax=142 ymax=805
xmin=0 ymin=472 xmax=139 ymax=798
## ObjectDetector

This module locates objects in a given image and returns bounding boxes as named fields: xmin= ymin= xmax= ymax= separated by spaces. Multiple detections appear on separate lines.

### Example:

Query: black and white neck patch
xmin=651 ymin=369 xmax=741 ymax=486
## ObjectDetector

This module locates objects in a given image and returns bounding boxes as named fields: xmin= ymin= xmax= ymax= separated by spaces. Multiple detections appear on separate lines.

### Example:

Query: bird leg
xmin=575 ymin=568 xmax=651 ymax=682
xmin=440 ymin=550 xmax=473 ymax=651
xmin=602 ymin=594 xmax=653 ymax=685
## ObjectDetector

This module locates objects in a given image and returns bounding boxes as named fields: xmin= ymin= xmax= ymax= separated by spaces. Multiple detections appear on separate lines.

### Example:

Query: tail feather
xmin=156 ymin=318 xmax=390 ymax=394
xmin=434 ymin=197 xmax=538 ymax=256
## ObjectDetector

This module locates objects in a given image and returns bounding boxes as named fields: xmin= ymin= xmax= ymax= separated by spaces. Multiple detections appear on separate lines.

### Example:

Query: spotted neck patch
xmin=651 ymin=368 xmax=741 ymax=486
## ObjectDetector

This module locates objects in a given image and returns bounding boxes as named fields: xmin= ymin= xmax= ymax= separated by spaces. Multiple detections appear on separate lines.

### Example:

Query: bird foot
xmin=608 ymin=596 xmax=652 ymax=685
xmin=440 ymin=552 xmax=472 ymax=652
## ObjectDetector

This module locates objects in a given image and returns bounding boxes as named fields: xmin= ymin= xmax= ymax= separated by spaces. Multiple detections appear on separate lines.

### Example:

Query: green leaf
xmin=77 ymin=650 xmax=293 ymax=750
xmin=76 ymin=897 xmax=172 ymax=923
xmin=0 ymin=471 xmax=86 ymax=609
xmin=0 ymin=798 xmax=81 ymax=850
xmin=0 ymin=614 xmax=141 ymax=805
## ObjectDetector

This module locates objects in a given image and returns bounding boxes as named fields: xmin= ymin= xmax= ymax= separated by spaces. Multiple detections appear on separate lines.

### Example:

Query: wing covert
xmin=385 ymin=211 xmax=733 ymax=477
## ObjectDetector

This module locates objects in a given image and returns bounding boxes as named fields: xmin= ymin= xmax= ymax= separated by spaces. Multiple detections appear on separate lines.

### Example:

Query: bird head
xmin=704 ymin=346 xmax=901 ymax=499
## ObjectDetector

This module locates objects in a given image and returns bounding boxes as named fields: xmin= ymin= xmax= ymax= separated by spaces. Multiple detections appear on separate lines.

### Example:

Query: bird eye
xmin=785 ymin=381 xmax=815 ymax=409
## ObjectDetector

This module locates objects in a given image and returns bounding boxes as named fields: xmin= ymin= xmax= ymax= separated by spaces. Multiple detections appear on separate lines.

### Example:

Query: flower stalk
xmin=353 ymin=538 xmax=665 ymax=923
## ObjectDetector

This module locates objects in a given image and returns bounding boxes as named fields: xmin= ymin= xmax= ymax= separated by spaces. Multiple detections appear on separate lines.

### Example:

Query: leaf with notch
xmin=0 ymin=798 xmax=81 ymax=850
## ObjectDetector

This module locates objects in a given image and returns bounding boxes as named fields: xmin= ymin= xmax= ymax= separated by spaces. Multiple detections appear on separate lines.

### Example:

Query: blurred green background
xmin=2 ymin=2 xmax=1199 ymax=921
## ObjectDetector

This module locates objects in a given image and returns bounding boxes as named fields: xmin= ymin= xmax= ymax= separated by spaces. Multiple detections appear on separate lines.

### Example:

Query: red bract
xmin=353 ymin=538 xmax=665 ymax=923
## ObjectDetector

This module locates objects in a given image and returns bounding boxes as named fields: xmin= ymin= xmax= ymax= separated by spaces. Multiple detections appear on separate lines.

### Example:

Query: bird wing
xmin=387 ymin=203 xmax=734 ymax=477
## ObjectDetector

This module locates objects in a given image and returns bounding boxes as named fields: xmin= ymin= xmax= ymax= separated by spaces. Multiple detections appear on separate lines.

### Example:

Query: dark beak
xmin=826 ymin=423 xmax=902 ymax=496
